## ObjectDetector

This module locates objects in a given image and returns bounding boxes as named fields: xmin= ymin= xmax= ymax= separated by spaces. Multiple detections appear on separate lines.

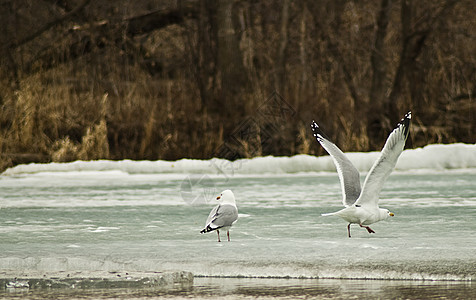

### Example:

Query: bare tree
xmin=368 ymin=0 xmax=393 ymax=147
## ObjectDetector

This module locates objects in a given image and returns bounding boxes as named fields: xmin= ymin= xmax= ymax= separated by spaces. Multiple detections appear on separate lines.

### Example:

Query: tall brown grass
xmin=0 ymin=0 xmax=474 ymax=172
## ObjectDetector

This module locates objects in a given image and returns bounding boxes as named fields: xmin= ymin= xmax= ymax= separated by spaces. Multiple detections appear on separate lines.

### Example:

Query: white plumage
xmin=311 ymin=112 xmax=411 ymax=237
xmin=200 ymin=190 xmax=238 ymax=242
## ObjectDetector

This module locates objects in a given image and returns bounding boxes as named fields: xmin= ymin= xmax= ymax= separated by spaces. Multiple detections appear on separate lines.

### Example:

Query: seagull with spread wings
xmin=310 ymin=112 xmax=411 ymax=237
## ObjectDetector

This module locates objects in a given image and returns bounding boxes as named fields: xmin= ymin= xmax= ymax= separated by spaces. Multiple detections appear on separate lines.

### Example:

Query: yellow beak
xmin=389 ymin=212 xmax=395 ymax=217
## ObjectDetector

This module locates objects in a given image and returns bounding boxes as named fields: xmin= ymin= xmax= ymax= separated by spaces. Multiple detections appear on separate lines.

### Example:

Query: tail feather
xmin=321 ymin=212 xmax=336 ymax=217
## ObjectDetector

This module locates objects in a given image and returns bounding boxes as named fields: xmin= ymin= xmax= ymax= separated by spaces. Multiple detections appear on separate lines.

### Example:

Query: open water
xmin=0 ymin=143 xmax=475 ymax=298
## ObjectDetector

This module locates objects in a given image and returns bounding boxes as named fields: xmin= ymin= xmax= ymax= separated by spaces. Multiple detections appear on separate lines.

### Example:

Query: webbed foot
xmin=360 ymin=224 xmax=375 ymax=234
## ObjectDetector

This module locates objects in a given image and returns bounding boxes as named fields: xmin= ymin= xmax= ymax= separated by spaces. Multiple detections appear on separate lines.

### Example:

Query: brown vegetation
xmin=0 ymin=0 xmax=475 ymax=171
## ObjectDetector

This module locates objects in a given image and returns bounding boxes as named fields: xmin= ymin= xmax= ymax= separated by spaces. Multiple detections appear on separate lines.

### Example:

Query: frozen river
xmin=1 ymin=144 xmax=475 ymax=298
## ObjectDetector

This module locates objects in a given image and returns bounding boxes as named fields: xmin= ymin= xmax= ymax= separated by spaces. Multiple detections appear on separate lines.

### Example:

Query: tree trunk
xmin=275 ymin=0 xmax=290 ymax=92
xmin=216 ymin=0 xmax=248 ymax=117
xmin=368 ymin=0 xmax=393 ymax=148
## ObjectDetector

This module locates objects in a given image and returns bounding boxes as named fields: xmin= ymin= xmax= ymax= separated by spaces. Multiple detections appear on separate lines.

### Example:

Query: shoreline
xmin=0 ymin=270 xmax=471 ymax=289
xmin=0 ymin=270 xmax=193 ymax=290
xmin=1 ymin=275 xmax=474 ymax=300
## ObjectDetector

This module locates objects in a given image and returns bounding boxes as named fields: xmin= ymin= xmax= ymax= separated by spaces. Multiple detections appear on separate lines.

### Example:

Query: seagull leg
xmin=227 ymin=231 xmax=230 ymax=242
xmin=360 ymin=224 xmax=375 ymax=234
xmin=347 ymin=223 xmax=352 ymax=238
xmin=217 ymin=230 xmax=221 ymax=242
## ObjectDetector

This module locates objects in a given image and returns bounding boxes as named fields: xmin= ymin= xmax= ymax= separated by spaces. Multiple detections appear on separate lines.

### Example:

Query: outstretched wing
xmin=310 ymin=121 xmax=361 ymax=207
xmin=355 ymin=112 xmax=411 ymax=208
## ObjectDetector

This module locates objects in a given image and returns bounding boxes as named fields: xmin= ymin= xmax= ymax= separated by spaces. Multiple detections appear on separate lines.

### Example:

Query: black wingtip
xmin=398 ymin=111 xmax=411 ymax=139
xmin=310 ymin=120 xmax=331 ymax=141
xmin=310 ymin=120 xmax=319 ymax=133
xmin=200 ymin=226 xmax=211 ymax=234
xmin=200 ymin=225 xmax=221 ymax=234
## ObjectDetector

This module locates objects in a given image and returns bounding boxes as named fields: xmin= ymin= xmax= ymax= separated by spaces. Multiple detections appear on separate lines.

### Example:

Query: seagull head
xmin=216 ymin=189 xmax=236 ymax=205
xmin=379 ymin=208 xmax=395 ymax=220
xmin=385 ymin=209 xmax=395 ymax=217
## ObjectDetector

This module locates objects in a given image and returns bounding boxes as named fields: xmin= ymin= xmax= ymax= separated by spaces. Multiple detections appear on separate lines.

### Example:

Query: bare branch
xmin=5 ymin=0 xmax=91 ymax=51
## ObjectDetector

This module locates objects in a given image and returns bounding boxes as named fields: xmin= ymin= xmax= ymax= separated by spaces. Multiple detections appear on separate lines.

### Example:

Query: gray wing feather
xmin=311 ymin=121 xmax=361 ymax=206
xmin=205 ymin=204 xmax=238 ymax=228
xmin=356 ymin=112 xmax=411 ymax=207
xmin=205 ymin=205 xmax=220 ymax=226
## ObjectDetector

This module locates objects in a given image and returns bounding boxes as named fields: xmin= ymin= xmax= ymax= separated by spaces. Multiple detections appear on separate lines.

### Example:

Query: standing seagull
xmin=310 ymin=112 xmax=411 ymax=237
xmin=200 ymin=190 xmax=238 ymax=242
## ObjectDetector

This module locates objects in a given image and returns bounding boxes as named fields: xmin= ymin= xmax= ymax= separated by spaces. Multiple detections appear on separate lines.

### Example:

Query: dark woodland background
xmin=0 ymin=0 xmax=475 ymax=171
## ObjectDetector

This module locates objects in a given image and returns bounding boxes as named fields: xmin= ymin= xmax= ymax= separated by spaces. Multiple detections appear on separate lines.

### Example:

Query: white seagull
xmin=310 ymin=112 xmax=411 ymax=237
xmin=200 ymin=190 xmax=238 ymax=242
